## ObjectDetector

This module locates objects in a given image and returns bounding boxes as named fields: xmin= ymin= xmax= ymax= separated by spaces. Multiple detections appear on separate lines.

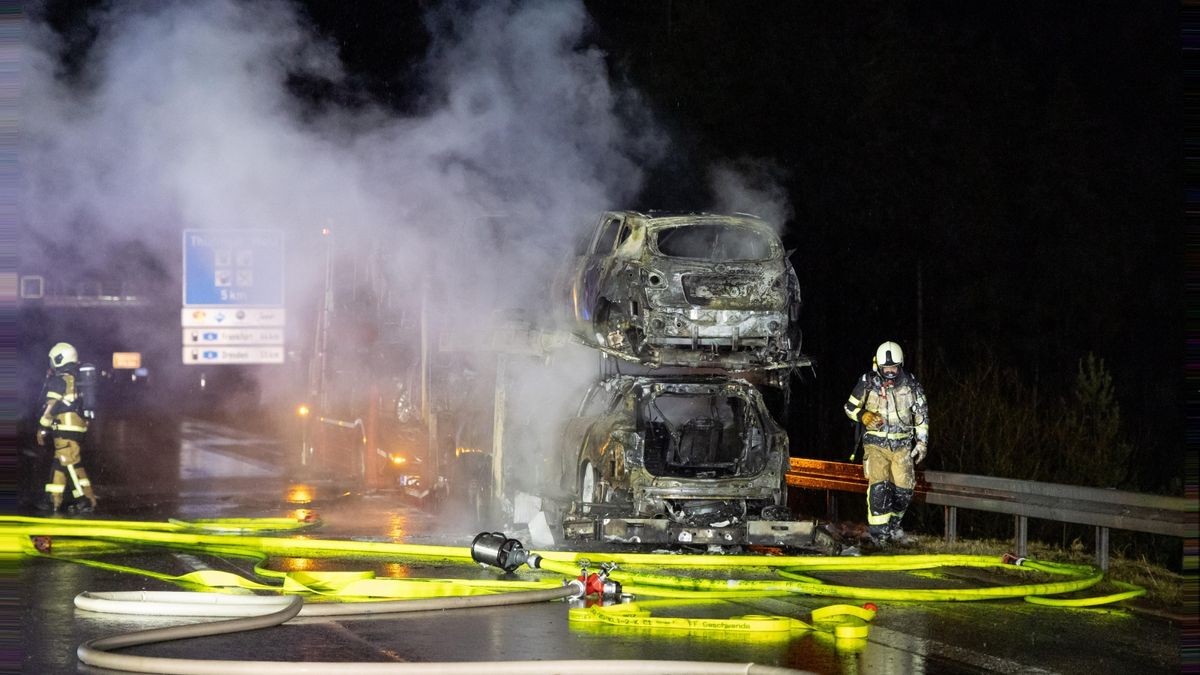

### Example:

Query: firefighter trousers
xmin=863 ymin=440 xmax=914 ymax=530
xmin=45 ymin=437 xmax=96 ymax=510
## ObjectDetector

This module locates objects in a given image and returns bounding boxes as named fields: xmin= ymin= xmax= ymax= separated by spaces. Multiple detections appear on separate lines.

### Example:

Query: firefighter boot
xmin=63 ymin=464 xmax=96 ymax=514
xmin=887 ymin=516 xmax=915 ymax=546
xmin=866 ymin=524 xmax=891 ymax=548
xmin=76 ymin=466 xmax=97 ymax=512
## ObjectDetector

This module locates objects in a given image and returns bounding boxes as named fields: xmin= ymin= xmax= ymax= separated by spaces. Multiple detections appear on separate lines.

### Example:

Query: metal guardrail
xmin=787 ymin=457 xmax=1197 ymax=570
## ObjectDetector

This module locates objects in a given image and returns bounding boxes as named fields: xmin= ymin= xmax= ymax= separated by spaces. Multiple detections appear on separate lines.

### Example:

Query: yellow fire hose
xmin=4 ymin=515 xmax=1149 ymax=672
xmin=3 ymin=516 xmax=1141 ymax=608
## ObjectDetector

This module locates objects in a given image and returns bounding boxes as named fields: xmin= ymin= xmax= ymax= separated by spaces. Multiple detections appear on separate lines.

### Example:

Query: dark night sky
xmin=299 ymin=1 xmax=1182 ymax=479
xmin=30 ymin=1 xmax=1183 ymax=488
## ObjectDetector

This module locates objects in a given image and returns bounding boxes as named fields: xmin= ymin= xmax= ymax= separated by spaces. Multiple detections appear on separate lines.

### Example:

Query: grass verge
xmin=901 ymin=534 xmax=1184 ymax=612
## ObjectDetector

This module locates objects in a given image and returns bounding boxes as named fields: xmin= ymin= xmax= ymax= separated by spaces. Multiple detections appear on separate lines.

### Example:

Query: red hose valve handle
xmin=577 ymin=561 xmax=622 ymax=599
xmin=1001 ymin=553 xmax=1026 ymax=566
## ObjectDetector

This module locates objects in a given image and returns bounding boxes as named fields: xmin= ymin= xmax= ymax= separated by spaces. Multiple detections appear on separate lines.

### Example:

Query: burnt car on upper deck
xmin=562 ymin=211 xmax=803 ymax=369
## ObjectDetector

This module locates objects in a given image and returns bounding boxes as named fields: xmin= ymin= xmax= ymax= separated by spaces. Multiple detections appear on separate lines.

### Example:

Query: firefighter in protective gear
xmin=38 ymin=342 xmax=97 ymax=513
xmin=844 ymin=341 xmax=928 ymax=546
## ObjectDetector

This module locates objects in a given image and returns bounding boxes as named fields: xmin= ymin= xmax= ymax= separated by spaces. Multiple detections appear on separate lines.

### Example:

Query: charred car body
xmin=559 ymin=373 xmax=823 ymax=547
xmin=564 ymin=211 xmax=804 ymax=370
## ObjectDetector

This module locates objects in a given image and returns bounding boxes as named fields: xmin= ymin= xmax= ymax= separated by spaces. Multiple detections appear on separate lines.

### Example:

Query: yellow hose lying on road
xmin=1 ymin=515 xmax=1146 ymax=674
xmin=2 ymin=516 xmax=1139 ymax=607
xmin=569 ymin=600 xmax=875 ymax=640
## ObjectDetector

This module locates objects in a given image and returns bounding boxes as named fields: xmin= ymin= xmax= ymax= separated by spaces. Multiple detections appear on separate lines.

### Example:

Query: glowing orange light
xmin=296 ymin=404 xmax=310 ymax=417
xmin=288 ymin=508 xmax=317 ymax=523
xmin=390 ymin=454 xmax=407 ymax=466
xmin=286 ymin=484 xmax=313 ymax=504
xmin=279 ymin=557 xmax=313 ymax=572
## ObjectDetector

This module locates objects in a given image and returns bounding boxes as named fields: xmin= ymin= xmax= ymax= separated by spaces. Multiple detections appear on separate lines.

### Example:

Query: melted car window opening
xmin=655 ymin=224 xmax=772 ymax=261
xmin=641 ymin=392 xmax=757 ymax=478
xmin=594 ymin=218 xmax=621 ymax=254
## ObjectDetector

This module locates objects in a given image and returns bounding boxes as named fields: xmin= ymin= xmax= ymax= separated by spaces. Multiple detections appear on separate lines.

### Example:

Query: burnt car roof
xmin=605 ymin=211 xmax=778 ymax=232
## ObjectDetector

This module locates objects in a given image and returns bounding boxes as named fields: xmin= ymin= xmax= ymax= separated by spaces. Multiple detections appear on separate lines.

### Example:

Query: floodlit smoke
xmin=23 ymin=0 xmax=665 ymax=311
xmin=21 ymin=0 xmax=671 ymax=523
xmin=707 ymin=159 xmax=793 ymax=231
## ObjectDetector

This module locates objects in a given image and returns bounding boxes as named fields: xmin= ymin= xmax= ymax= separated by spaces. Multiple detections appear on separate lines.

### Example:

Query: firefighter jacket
xmin=844 ymin=370 xmax=928 ymax=446
xmin=40 ymin=367 xmax=88 ymax=440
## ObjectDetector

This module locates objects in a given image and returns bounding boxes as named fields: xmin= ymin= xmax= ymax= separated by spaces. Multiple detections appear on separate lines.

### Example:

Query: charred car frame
xmin=558 ymin=374 xmax=821 ymax=547
xmin=563 ymin=211 xmax=804 ymax=369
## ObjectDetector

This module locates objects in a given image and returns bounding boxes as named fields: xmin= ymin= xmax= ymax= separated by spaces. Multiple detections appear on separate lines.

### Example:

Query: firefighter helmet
xmin=49 ymin=342 xmax=78 ymax=369
xmin=874 ymin=341 xmax=904 ymax=379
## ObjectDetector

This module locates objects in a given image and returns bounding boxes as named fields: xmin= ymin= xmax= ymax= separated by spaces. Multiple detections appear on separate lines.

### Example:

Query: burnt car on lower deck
xmin=558 ymin=374 xmax=791 ymax=531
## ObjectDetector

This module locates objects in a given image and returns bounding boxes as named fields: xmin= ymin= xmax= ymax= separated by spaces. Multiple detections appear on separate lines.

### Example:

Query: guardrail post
xmin=1095 ymin=526 xmax=1109 ymax=571
xmin=1014 ymin=515 xmax=1028 ymax=558
xmin=943 ymin=505 xmax=957 ymax=544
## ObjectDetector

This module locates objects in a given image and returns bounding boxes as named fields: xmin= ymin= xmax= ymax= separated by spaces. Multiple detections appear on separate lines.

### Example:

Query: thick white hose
xmin=76 ymin=585 xmax=584 ymax=617
xmin=75 ymin=586 xmax=811 ymax=675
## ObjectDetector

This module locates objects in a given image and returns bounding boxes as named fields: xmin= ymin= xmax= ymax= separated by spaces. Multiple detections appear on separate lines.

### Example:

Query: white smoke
xmin=707 ymin=158 xmax=793 ymax=231
xmin=21 ymin=0 xmax=675 ymax=514
xmin=19 ymin=1 xmax=788 ymax=518
xmin=23 ymin=0 xmax=668 ymax=308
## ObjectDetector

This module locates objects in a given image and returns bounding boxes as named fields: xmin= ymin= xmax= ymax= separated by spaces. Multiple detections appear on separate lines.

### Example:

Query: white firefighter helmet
xmin=874 ymin=341 xmax=904 ymax=379
xmin=49 ymin=342 xmax=78 ymax=369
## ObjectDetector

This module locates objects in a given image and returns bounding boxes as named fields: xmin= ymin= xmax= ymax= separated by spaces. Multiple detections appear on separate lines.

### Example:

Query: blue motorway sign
xmin=183 ymin=229 xmax=284 ymax=306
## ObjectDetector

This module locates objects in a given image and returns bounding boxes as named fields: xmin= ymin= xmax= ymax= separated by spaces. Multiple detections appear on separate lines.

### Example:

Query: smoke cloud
xmin=23 ymin=0 xmax=668 ymax=310
xmin=707 ymin=158 xmax=793 ymax=231
xmin=20 ymin=0 xmax=789 ymax=518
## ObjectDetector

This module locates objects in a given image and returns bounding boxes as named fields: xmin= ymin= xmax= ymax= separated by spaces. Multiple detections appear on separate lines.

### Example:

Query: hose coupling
xmin=562 ymin=578 xmax=587 ymax=599
xmin=1001 ymin=553 xmax=1026 ymax=566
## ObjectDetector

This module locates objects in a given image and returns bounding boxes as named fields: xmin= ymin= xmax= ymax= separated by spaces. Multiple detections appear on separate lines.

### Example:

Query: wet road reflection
xmin=14 ymin=417 xmax=1181 ymax=674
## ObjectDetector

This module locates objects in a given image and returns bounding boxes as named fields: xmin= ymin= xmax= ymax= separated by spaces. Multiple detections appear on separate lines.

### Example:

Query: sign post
xmin=181 ymin=229 xmax=286 ymax=365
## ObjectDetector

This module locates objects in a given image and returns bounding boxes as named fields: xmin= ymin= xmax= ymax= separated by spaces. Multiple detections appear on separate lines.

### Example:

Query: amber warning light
xmin=112 ymin=352 xmax=142 ymax=369
xmin=296 ymin=404 xmax=310 ymax=417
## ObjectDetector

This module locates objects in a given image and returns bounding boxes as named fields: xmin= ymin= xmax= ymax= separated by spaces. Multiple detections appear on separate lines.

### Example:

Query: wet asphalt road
xmin=13 ymin=417 xmax=1181 ymax=674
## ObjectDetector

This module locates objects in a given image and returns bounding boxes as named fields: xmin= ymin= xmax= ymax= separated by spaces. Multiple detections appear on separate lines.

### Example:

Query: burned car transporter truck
xmin=556 ymin=211 xmax=824 ymax=549
xmin=296 ymin=213 xmax=824 ymax=549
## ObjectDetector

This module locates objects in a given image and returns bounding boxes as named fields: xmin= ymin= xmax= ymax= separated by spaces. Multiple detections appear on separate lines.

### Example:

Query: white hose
xmin=75 ymin=586 xmax=812 ymax=674
xmin=76 ymin=585 xmax=584 ymax=617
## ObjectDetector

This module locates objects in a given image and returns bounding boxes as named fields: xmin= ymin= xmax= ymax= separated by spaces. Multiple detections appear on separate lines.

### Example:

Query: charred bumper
xmin=562 ymin=516 xmax=821 ymax=547
xmin=575 ymin=333 xmax=812 ymax=371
